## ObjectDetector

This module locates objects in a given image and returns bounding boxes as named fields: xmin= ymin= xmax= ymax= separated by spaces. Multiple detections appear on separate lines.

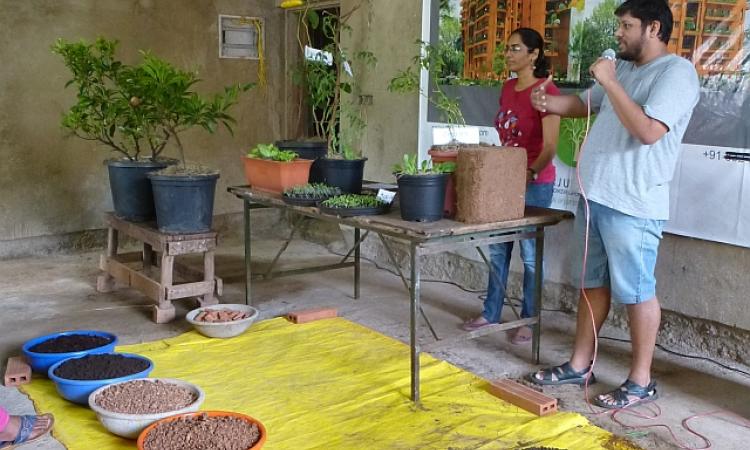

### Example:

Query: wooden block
xmin=456 ymin=146 xmax=527 ymax=224
xmin=287 ymin=308 xmax=338 ymax=324
xmin=487 ymin=379 xmax=557 ymax=416
xmin=4 ymin=356 xmax=31 ymax=387
xmin=152 ymin=304 xmax=176 ymax=324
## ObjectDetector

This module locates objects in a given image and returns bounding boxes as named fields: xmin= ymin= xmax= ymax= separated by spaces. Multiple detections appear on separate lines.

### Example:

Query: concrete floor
xmin=1 ymin=234 xmax=749 ymax=449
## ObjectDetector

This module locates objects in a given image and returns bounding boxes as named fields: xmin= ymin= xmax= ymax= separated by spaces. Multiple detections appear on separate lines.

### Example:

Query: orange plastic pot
xmin=428 ymin=147 xmax=459 ymax=218
xmin=137 ymin=411 xmax=267 ymax=450
xmin=242 ymin=156 xmax=313 ymax=194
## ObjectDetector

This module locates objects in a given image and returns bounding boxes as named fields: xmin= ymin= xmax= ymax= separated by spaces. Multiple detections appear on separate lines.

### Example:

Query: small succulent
xmin=248 ymin=143 xmax=298 ymax=162
xmin=321 ymin=194 xmax=386 ymax=208
xmin=283 ymin=183 xmax=341 ymax=199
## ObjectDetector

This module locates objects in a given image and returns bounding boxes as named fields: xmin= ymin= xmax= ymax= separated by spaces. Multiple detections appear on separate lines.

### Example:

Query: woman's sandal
xmin=0 ymin=414 xmax=54 ymax=449
xmin=527 ymin=361 xmax=597 ymax=386
xmin=593 ymin=379 xmax=658 ymax=409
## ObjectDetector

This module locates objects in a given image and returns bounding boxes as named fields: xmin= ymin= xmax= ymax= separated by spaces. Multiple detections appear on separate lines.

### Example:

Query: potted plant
xmin=243 ymin=143 xmax=313 ymax=194
xmin=282 ymin=183 xmax=341 ymax=206
xmin=319 ymin=193 xmax=389 ymax=217
xmin=292 ymin=3 xmax=377 ymax=193
xmin=393 ymin=154 xmax=455 ymax=222
xmin=53 ymin=38 xmax=175 ymax=222
xmin=388 ymin=41 xmax=466 ymax=217
xmin=138 ymin=52 xmax=253 ymax=234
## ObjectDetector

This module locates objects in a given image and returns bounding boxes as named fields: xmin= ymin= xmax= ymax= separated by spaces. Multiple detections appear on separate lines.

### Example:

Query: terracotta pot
xmin=428 ymin=147 xmax=459 ymax=219
xmin=242 ymin=156 xmax=313 ymax=194
xmin=137 ymin=411 xmax=266 ymax=450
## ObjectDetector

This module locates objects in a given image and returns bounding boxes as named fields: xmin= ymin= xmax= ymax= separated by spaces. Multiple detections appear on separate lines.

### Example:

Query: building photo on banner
xmin=419 ymin=0 xmax=750 ymax=247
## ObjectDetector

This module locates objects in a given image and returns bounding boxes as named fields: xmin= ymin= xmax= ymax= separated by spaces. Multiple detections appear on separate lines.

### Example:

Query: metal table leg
xmin=354 ymin=228 xmax=361 ymax=299
xmin=244 ymin=199 xmax=252 ymax=306
xmin=532 ymin=226 xmax=544 ymax=363
xmin=410 ymin=242 xmax=421 ymax=404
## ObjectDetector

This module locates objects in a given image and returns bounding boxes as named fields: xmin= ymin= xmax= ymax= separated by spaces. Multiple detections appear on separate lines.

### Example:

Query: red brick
xmin=487 ymin=379 xmax=557 ymax=416
xmin=4 ymin=356 xmax=31 ymax=387
xmin=287 ymin=308 xmax=338 ymax=324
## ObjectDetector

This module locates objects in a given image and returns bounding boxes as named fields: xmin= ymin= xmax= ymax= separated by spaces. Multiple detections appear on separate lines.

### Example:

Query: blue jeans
xmin=483 ymin=182 xmax=554 ymax=323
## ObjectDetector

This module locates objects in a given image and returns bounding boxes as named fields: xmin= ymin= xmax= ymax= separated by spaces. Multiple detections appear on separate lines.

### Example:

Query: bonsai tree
xmin=53 ymin=38 xmax=168 ymax=161
xmin=293 ymin=3 xmax=376 ymax=159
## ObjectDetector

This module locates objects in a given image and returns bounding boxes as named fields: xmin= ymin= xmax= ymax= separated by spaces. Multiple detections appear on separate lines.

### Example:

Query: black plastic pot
xmin=106 ymin=159 xmax=173 ymax=222
xmin=148 ymin=173 xmax=219 ymax=234
xmin=397 ymin=173 xmax=449 ymax=222
xmin=317 ymin=158 xmax=367 ymax=194
xmin=275 ymin=140 xmax=327 ymax=183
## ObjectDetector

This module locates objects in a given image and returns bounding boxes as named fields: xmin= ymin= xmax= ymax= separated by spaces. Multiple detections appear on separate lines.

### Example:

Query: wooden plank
xmin=166 ymin=281 xmax=214 ymax=300
xmin=487 ymin=379 xmax=557 ymax=416
xmin=113 ymin=252 xmax=143 ymax=264
xmin=130 ymin=271 xmax=162 ymax=303
xmin=105 ymin=258 xmax=133 ymax=286
xmin=167 ymin=239 xmax=215 ymax=255
xmin=423 ymin=317 xmax=537 ymax=352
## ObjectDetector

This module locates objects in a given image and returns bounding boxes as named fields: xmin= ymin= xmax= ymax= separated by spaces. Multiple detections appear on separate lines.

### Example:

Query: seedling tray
xmin=318 ymin=204 xmax=390 ymax=217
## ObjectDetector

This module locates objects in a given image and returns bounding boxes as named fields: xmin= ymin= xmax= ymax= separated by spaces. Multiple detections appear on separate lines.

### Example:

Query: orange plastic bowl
xmin=137 ymin=411 xmax=266 ymax=450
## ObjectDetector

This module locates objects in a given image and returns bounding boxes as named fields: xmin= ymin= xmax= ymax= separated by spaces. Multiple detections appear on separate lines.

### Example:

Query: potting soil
xmin=142 ymin=414 xmax=260 ymax=450
xmin=29 ymin=334 xmax=113 ymax=353
xmin=53 ymin=354 xmax=148 ymax=380
xmin=95 ymin=380 xmax=197 ymax=414
xmin=24 ymin=318 xmax=640 ymax=450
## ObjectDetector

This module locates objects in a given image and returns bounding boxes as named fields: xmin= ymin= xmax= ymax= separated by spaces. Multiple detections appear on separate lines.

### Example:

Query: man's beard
xmin=617 ymin=35 xmax=646 ymax=61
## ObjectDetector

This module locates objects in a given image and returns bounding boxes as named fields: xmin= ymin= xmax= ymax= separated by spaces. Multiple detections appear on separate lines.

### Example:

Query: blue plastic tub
xmin=47 ymin=353 xmax=153 ymax=405
xmin=22 ymin=330 xmax=118 ymax=374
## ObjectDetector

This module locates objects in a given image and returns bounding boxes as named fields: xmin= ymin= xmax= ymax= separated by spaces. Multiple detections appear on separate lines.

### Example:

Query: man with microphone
xmin=527 ymin=0 xmax=699 ymax=409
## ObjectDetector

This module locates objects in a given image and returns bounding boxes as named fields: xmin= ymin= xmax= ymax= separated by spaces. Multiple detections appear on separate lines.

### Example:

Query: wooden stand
xmin=97 ymin=213 xmax=222 ymax=323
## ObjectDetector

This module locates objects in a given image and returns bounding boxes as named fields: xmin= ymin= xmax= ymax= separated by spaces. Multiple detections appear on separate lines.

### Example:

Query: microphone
xmin=602 ymin=48 xmax=616 ymax=61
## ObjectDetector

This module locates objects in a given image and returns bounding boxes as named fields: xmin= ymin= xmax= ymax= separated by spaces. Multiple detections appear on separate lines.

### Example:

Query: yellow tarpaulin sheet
xmin=23 ymin=318 xmax=638 ymax=449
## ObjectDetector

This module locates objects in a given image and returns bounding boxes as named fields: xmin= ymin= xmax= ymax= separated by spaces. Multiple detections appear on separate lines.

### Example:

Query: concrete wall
xmin=0 ymin=0 xmax=285 ymax=242
xmin=342 ymin=0 xmax=422 ymax=182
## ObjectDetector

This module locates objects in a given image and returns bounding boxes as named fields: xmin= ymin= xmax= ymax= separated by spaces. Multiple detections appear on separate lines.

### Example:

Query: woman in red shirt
xmin=463 ymin=28 xmax=560 ymax=344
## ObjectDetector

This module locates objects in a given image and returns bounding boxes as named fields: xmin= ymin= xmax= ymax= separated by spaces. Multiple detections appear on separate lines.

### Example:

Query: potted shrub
xmin=282 ymin=183 xmax=341 ymax=206
xmin=292 ymin=4 xmax=377 ymax=193
xmin=319 ymin=193 xmax=389 ymax=217
xmin=242 ymin=143 xmax=313 ymax=194
xmin=139 ymin=53 xmax=253 ymax=234
xmin=393 ymin=154 xmax=455 ymax=222
xmin=53 ymin=38 xmax=175 ymax=222
xmin=388 ymin=40 xmax=466 ymax=217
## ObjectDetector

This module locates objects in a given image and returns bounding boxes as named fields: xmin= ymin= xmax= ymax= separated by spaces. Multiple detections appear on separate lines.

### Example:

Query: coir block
xmin=4 ymin=356 xmax=31 ymax=387
xmin=455 ymin=146 xmax=527 ymax=223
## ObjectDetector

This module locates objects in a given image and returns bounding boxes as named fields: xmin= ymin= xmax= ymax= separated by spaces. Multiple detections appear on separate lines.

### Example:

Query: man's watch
xmin=527 ymin=167 xmax=538 ymax=181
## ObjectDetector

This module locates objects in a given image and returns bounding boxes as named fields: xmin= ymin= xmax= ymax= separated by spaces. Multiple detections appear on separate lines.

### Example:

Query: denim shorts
xmin=570 ymin=199 xmax=665 ymax=304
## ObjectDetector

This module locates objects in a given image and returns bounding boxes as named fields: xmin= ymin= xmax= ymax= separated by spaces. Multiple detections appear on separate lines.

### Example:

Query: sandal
xmin=0 ymin=414 xmax=54 ymax=449
xmin=594 ymin=379 xmax=658 ymax=409
xmin=527 ymin=361 xmax=596 ymax=386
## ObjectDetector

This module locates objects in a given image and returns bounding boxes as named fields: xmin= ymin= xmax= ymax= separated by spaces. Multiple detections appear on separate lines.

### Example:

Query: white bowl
xmin=185 ymin=304 xmax=259 ymax=338
xmin=88 ymin=378 xmax=204 ymax=439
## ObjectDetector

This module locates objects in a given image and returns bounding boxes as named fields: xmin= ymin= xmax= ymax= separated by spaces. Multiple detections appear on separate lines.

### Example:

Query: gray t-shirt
xmin=578 ymin=54 xmax=699 ymax=220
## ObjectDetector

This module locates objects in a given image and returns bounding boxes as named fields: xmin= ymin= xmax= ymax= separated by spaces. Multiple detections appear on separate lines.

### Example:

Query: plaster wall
xmin=0 ymin=0 xmax=284 ymax=241
xmin=342 ymin=0 xmax=422 ymax=182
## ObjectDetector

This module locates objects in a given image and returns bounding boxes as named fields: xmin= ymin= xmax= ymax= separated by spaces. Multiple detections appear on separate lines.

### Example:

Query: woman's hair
xmin=511 ymin=28 xmax=549 ymax=79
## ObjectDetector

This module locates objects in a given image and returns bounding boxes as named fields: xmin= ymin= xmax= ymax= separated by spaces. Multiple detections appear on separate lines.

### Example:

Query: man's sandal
xmin=593 ymin=379 xmax=658 ymax=409
xmin=0 ymin=414 xmax=54 ymax=449
xmin=527 ymin=361 xmax=597 ymax=386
